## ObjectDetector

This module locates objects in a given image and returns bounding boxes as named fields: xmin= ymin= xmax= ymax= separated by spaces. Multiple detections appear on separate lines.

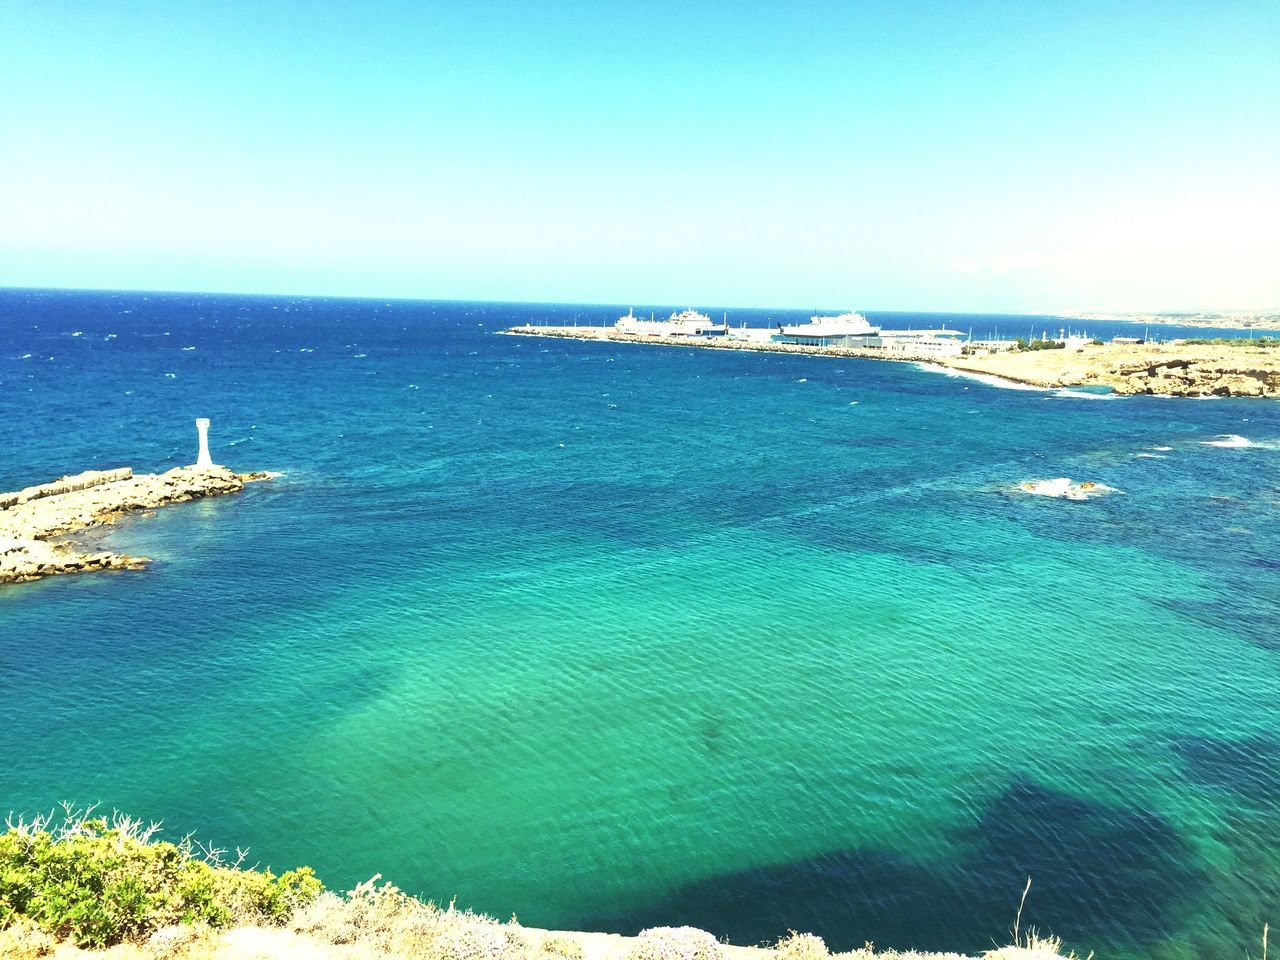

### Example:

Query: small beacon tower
xmin=195 ymin=418 xmax=213 ymax=468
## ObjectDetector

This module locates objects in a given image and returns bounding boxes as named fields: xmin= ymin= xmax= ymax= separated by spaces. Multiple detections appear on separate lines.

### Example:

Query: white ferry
xmin=777 ymin=311 xmax=879 ymax=341
xmin=615 ymin=308 xmax=726 ymax=337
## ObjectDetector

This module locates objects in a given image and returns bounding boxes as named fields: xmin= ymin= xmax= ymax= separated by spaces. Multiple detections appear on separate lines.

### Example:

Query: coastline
xmin=0 ymin=809 xmax=1062 ymax=960
xmin=1062 ymin=310 xmax=1280 ymax=331
xmin=0 ymin=465 xmax=271 ymax=584
xmin=503 ymin=326 xmax=1280 ymax=397
xmin=2 ymin=921 xmax=998 ymax=960
xmin=912 ymin=362 xmax=1050 ymax=392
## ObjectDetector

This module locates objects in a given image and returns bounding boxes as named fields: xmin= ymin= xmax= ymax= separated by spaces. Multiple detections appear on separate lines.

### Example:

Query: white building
xmin=872 ymin=329 xmax=967 ymax=357
xmin=967 ymin=339 xmax=1020 ymax=354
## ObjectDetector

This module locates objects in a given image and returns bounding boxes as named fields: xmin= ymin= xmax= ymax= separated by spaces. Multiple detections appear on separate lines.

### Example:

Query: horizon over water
xmin=2 ymin=288 xmax=1279 ymax=960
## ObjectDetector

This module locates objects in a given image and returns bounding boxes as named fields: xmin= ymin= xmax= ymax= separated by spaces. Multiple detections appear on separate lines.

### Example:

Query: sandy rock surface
xmin=941 ymin=343 xmax=1280 ymax=396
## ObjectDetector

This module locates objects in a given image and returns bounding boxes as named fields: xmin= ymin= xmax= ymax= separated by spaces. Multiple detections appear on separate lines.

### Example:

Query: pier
xmin=503 ymin=325 xmax=1280 ymax=397
xmin=502 ymin=325 xmax=964 ymax=364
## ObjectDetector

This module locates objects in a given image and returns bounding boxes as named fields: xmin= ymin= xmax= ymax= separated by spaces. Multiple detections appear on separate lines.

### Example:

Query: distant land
xmin=1059 ymin=310 xmax=1280 ymax=330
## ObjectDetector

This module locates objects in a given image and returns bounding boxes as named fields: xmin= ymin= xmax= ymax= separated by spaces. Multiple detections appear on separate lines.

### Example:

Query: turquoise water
xmin=2 ymin=290 xmax=1278 ymax=958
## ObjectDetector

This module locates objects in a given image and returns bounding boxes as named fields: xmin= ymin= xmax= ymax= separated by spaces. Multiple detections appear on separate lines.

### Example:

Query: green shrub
xmin=1182 ymin=337 xmax=1279 ymax=347
xmin=0 ymin=809 xmax=321 ymax=947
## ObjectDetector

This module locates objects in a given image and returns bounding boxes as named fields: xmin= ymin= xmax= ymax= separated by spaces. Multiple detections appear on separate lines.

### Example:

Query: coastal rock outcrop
xmin=0 ymin=465 xmax=271 ymax=585
xmin=1111 ymin=362 xmax=1280 ymax=397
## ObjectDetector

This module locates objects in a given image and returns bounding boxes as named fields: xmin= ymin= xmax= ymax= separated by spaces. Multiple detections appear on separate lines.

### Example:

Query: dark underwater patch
xmin=580 ymin=777 xmax=1203 ymax=955
xmin=1172 ymin=733 xmax=1280 ymax=807
xmin=582 ymin=847 xmax=974 ymax=953
xmin=962 ymin=777 xmax=1203 ymax=944
xmin=1153 ymin=593 xmax=1280 ymax=652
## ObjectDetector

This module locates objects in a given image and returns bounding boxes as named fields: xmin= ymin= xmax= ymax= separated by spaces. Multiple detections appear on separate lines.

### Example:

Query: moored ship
xmin=777 ymin=310 xmax=879 ymax=340
xmin=616 ymin=308 xmax=726 ymax=337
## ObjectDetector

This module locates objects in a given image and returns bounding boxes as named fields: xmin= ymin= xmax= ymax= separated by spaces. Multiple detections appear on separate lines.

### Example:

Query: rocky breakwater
xmin=0 ymin=465 xmax=272 ymax=584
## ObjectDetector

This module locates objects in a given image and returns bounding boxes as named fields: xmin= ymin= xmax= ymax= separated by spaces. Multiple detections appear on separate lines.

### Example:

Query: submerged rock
xmin=1016 ymin=478 xmax=1118 ymax=501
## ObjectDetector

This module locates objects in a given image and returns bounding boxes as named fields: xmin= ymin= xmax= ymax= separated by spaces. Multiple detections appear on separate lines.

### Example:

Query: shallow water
xmin=2 ymin=290 xmax=1279 ymax=959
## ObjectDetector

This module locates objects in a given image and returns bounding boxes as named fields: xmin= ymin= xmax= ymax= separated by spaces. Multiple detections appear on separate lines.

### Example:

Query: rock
xmin=1 ymin=464 xmax=270 ymax=586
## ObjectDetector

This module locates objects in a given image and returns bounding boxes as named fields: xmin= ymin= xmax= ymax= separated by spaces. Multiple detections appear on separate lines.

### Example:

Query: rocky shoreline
xmin=943 ymin=345 xmax=1280 ymax=397
xmin=0 ymin=465 xmax=271 ymax=585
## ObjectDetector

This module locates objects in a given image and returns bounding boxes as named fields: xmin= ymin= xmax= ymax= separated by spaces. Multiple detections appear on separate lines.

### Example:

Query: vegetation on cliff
xmin=0 ymin=808 xmax=320 ymax=946
xmin=0 ymin=808 xmax=1073 ymax=960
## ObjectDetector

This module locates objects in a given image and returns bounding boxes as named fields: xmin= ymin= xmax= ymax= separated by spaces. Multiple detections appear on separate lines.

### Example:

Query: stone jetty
xmin=1 ymin=465 xmax=271 ymax=585
xmin=503 ymin=325 xmax=965 ymax=363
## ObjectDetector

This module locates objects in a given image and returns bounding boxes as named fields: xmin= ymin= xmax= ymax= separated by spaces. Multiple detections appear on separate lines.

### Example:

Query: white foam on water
xmin=1134 ymin=453 xmax=1166 ymax=459
xmin=182 ymin=346 xmax=195 ymax=351
xmin=1052 ymin=389 xmax=1117 ymax=400
xmin=915 ymin=363 xmax=1046 ymax=392
xmin=1202 ymin=434 xmax=1252 ymax=448
xmin=1152 ymin=446 xmax=1173 ymax=451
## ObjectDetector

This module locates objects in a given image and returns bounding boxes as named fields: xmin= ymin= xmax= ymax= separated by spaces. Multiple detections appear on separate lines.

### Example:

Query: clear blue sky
xmin=2 ymin=0 xmax=1277 ymax=311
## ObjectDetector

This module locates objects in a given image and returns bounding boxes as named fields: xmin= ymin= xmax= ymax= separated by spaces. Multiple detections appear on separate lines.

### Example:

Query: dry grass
xmin=623 ymin=928 xmax=723 ymax=960
xmin=982 ymin=929 xmax=1072 ymax=960
xmin=0 ymin=911 xmax=1072 ymax=960
xmin=288 ymin=876 xmax=527 ymax=960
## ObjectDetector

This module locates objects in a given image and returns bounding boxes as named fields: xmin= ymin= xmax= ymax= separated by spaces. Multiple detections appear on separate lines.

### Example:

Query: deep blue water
xmin=2 ymin=288 xmax=1278 ymax=959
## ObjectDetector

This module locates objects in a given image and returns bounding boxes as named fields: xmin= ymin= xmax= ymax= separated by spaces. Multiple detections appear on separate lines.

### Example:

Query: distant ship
xmin=777 ymin=311 xmax=879 ymax=339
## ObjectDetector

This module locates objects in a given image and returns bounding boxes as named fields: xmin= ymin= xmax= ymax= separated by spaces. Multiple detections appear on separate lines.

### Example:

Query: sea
xmin=2 ymin=288 xmax=1278 ymax=960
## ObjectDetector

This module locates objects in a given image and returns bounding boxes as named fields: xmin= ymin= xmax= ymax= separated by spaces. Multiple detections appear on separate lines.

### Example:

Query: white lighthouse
xmin=195 ymin=418 xmax=213 ymax=468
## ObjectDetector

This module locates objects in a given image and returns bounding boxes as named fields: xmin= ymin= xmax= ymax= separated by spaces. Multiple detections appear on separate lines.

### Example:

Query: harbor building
xmin=771 ymin=312 xmax=966 ymax=356
xmin=875 ymin=330 xmax=967 ymax=356
xmin=966 ymin=339 xmax=1020 ymax=354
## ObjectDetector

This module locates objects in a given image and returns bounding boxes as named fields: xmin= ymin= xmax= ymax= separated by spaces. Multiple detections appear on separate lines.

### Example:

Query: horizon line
xmin=1 ymin=283 xmax=1276 ymax=319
